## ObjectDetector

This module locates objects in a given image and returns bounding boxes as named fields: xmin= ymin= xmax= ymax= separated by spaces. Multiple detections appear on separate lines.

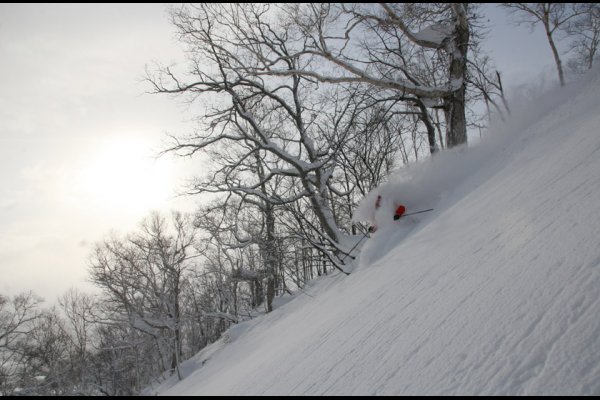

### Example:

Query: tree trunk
xmin=252 ymin=280 xmax=263 ymax=308
xmin=304 ymin=175 xmax=339 ymax=244
xmin=545 ymin=25 xmax=565 ymax=86
xmin=415 ymin=100 xmax=438 ymax=154
xmin=445 ymin=4 xmax=470 ymax=148
xmin=255 ymin=153 xmax=277 ymax=313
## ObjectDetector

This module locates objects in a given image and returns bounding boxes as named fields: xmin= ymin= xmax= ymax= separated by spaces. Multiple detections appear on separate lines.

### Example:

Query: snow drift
xmin=151 ymin=67 xmax=600 ymax=396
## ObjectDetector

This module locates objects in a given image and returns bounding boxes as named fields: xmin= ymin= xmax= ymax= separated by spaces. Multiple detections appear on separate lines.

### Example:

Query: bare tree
xmin=0 ymin=292 xmax=43 ymax=395
xmin=57 ymin=289 xmax=97 ymax=394
xmin=16 ymin=307 xmax=73 ymax=395
xmin=565 ymin=3 xmax=600 ymax=73
xmin=256 ymin=3 xmax=473 ymax=148
xmin=89 ymin=320 xmax=161 ymax=396
xmin=194 ymin=197 xmax=276 ymax=313
xmin=502 ymin=3 xmax=584 ymax=86
xmin=89 ymin=211 xmax=199 ymax=380
xmin=147 ymin=4 xmax=370 ymax=272
xmin=467 ymin=52 xmax=511 ymax=123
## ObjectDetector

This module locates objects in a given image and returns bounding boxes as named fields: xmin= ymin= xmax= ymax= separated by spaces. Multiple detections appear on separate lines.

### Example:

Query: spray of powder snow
xmin=353 ymin=66 xmax=600 ymax=268
xmin=352 ymin=145 xmax=492 ymax=267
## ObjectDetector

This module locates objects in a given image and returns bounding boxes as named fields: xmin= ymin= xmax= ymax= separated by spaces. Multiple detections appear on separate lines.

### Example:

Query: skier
xmin=368 ymin=194 xmax=406 ymax=233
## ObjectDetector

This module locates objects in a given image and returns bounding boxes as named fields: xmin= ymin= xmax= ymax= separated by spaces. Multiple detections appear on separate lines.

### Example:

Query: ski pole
xmin=400 ymin=208 xmax=434 ymax=218
xmin=340 ymin=230 xmax=369 ymax=264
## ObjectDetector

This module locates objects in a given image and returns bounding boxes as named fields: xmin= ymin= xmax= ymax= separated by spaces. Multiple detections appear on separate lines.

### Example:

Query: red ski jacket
xmin=394 ymin=205 xmax=406 ymax=220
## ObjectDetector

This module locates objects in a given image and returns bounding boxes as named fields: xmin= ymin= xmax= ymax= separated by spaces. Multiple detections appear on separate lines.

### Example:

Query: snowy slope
xmin=152 ymin=69 xmax=600 ymax=396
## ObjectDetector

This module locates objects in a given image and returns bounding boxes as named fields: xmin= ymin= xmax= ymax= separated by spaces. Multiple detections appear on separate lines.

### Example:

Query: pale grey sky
xmin=0 ymin=3 xmax=567 ymax=302
xmin=0 ymin=4 xmax=200 ymax=300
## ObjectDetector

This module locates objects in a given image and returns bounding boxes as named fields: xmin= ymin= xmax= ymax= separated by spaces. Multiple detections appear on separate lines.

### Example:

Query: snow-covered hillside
xmin=151 ymin=69 xmax=600 ymax=396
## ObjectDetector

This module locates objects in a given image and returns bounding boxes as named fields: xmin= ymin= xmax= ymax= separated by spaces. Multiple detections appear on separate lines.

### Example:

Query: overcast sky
xmin=0 ymin=3 xmax=564 ymax=303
